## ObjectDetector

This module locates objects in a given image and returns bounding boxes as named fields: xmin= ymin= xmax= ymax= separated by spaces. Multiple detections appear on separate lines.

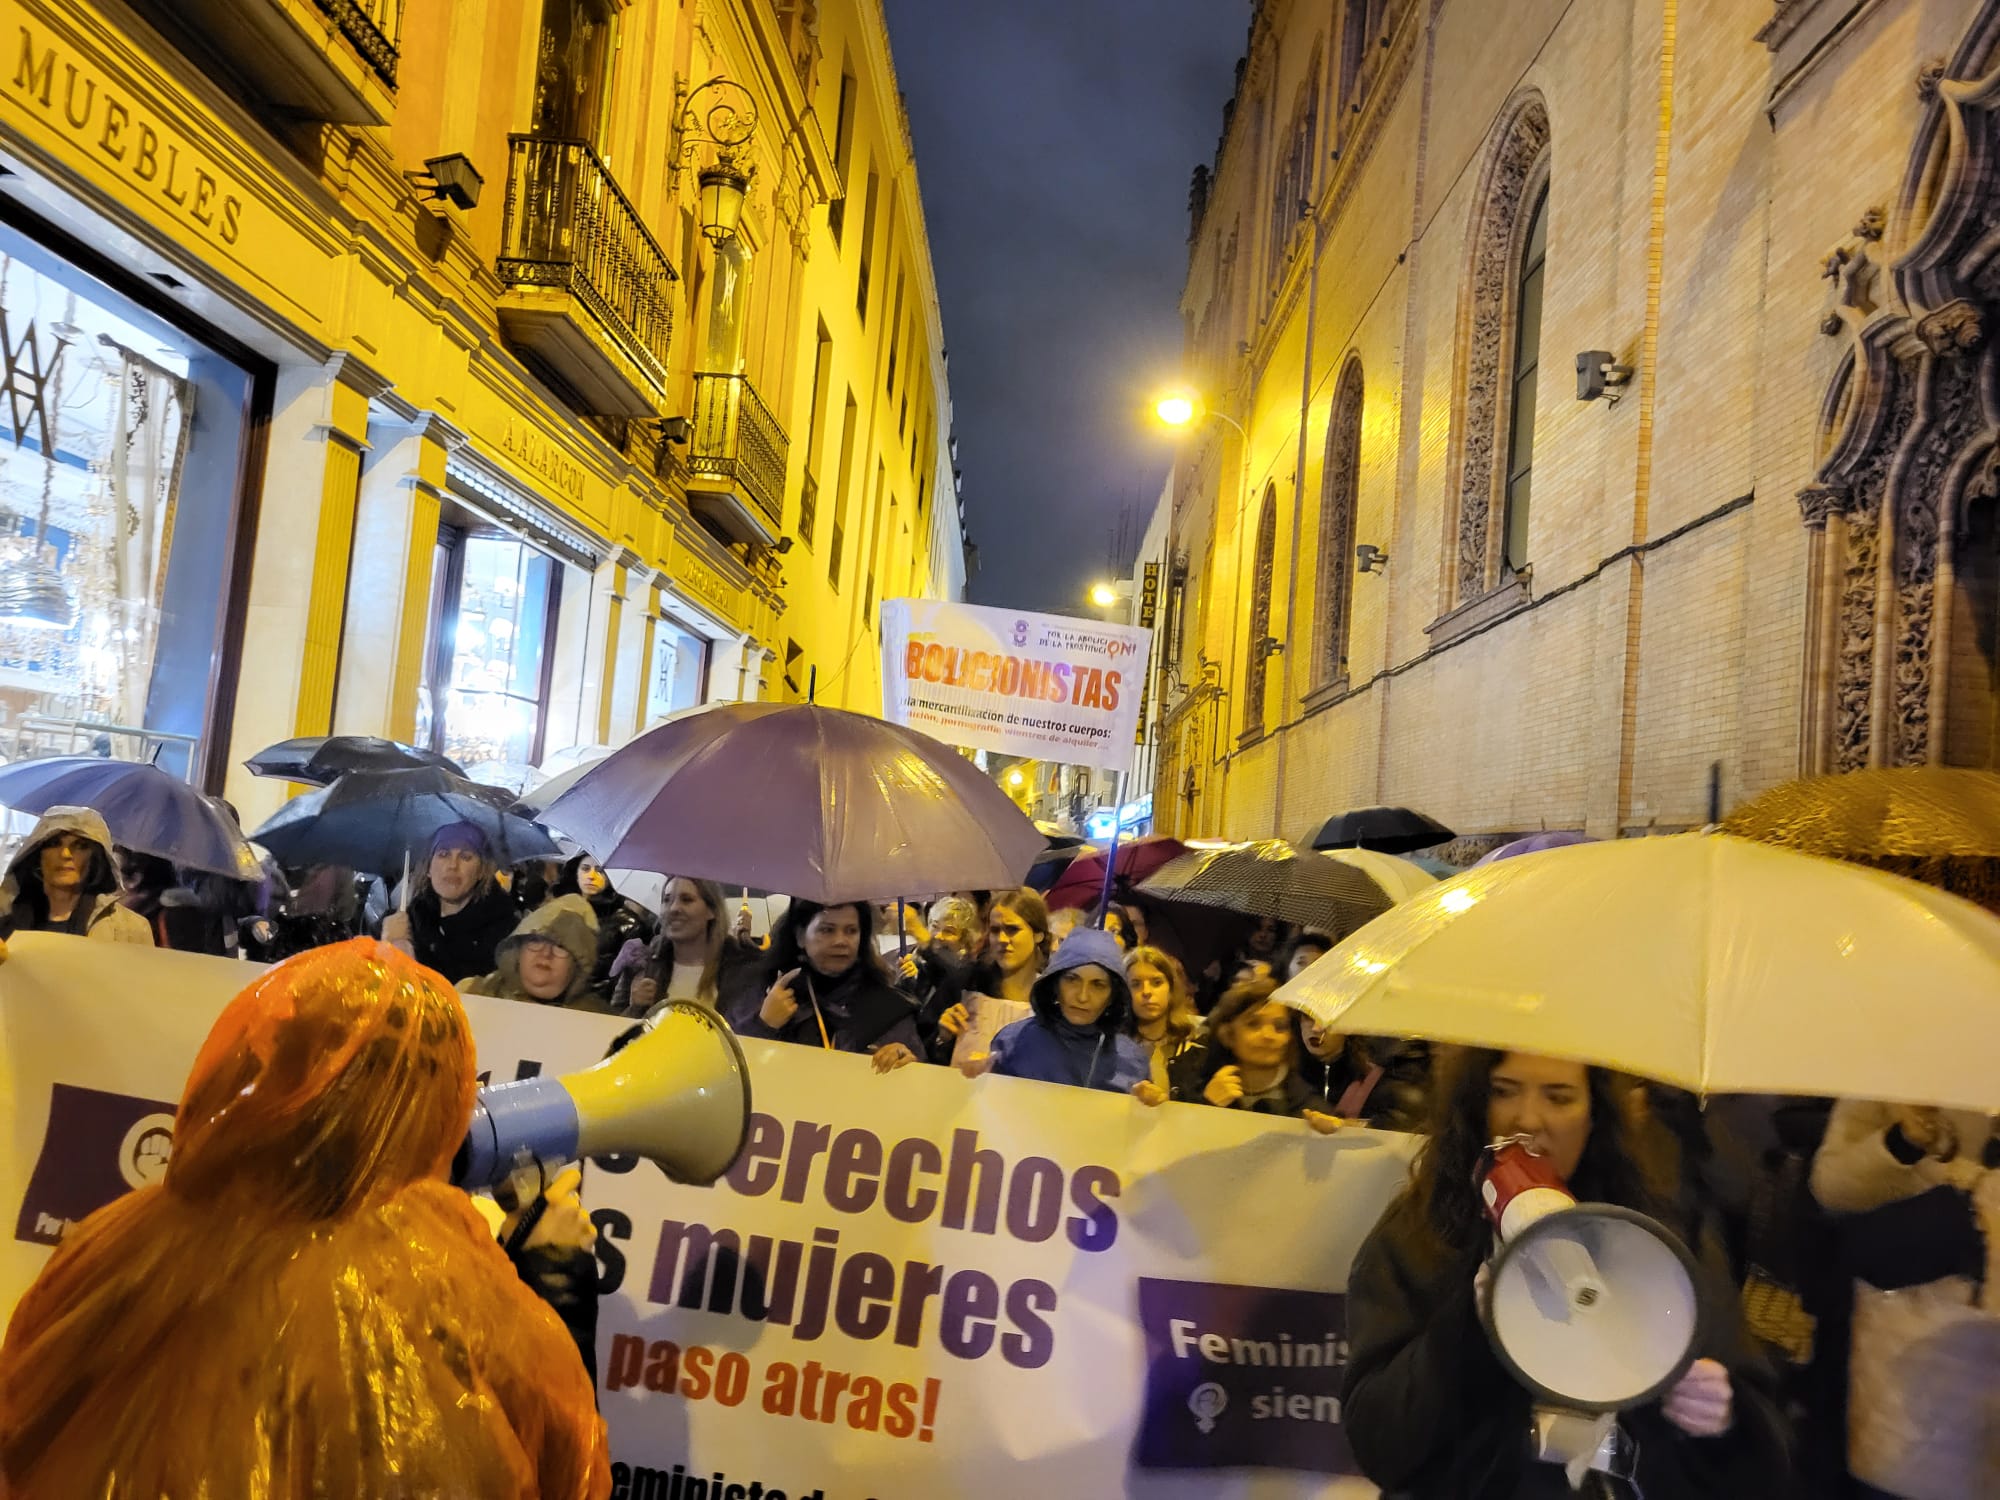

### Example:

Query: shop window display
xmin=425 ymin=532 xmax=557 ymax=778
xmin=0 ymin=228 xmax=249 ymax=780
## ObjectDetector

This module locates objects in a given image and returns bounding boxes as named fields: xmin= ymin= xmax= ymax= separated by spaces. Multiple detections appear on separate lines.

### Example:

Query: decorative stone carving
xmin=1797 ymin=0 xmax=2000 ymax=772
xmin=1915 ymin=298 xmax=1983 ymax=354
xmin=1917 ymin=58 xmax=1947 ymax=100
xmin=1451 ymin=94 xmax=1550 ymax=605
xmin=1796 ymin=484 xmax=1847 ymax=529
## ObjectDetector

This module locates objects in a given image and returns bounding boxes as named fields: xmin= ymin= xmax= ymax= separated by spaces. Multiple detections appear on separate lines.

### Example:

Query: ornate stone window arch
xmin=1317 ymin=357 xmax=1365 ymax=689
xmin=1797 ymin=0 xmax=2000 ymax=781
xmin=1244 ymin=485 xmax=1280 ymax=739
xmin=1442 ymin=92 xmax=1550 ymax=615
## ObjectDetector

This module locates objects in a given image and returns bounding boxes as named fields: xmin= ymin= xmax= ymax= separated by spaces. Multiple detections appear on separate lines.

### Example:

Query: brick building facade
xmin=1155 ymin=0 xmax=2000 ymax=845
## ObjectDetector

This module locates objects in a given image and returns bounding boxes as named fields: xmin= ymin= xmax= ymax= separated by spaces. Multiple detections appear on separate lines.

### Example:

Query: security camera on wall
xmin=1576 ymin=351 xmax=1634 ymax=404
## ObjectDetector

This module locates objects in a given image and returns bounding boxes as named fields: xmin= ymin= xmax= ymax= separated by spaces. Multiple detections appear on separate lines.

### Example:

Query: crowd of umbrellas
xmin=0 ymin=703 xmax=1995 ymax=1119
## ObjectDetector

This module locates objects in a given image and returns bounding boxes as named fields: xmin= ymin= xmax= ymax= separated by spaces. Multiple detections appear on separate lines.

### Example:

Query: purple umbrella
xmin=533 ymin=702 xmax=1045 ymax=904
xmin=1473 ymin=830 xmax=1597 ymax=866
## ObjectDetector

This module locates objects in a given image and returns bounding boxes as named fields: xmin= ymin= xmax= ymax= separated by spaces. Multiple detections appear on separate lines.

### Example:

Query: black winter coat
xmin=731 ymin=960 xmax=922 ymax=1055
xmin=1298 ymin=1038 xmax=1433 ymax=1131
xmin=1341 ymin=1197 xmax=1789 ymax=1499
xmin=405 ymin=884 xmax=520 ymax=986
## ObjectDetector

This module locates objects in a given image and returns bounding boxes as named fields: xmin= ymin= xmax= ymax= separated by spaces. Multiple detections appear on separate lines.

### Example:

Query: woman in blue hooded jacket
xmin=980 ymin=927 xmax=1149 ymax=1094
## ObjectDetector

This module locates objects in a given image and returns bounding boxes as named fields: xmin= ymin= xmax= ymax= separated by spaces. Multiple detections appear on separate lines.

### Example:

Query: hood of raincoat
xmin=0 ymin=806 xmax=122 ymax=921
xmin=466 ymin=895 xmax=600 ymax=1007
xmin=169 ymin=937 xmax=477 ymax=1217
xmin=0 ymin=938 xmax=611 ymax=1496
xmin=1028 ymin=925 xmax=1133 ymax=1038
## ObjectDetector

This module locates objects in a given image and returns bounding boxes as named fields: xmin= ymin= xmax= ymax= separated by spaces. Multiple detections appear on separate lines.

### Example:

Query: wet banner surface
xmin=1 ymin=936 xmax=1413 ymax=1497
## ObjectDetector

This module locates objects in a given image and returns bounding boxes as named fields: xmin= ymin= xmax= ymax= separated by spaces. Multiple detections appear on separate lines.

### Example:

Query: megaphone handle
xmin=502 ymin=1193 xmax=549 ymax=1257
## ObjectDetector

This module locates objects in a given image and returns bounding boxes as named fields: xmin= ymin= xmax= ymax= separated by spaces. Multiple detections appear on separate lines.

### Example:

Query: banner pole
xmin=1095 ymin=769 xmax=1128 ymax=927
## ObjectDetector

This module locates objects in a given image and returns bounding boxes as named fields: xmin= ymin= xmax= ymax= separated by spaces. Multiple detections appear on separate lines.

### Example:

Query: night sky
xmin=879 ymin=1 xmax=1251 ymax=614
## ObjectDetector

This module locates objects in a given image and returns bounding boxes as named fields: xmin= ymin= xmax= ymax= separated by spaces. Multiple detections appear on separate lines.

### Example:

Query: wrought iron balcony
xmin=686 ymin=372 xmax=789 ymax=546
xmin=497 ymin=136 xmax=677 ymax=419
xmin=134 ymin=0 xmax=400 ymax=122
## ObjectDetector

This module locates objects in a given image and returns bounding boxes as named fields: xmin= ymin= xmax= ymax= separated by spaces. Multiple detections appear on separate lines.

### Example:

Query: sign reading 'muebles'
xmin=881 ymin=598 xmax=1152 ymax=773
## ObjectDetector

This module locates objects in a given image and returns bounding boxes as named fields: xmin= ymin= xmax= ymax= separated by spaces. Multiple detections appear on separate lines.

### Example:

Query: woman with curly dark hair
xmin=1340 ymin=1048 xmax=1789 ymax=1498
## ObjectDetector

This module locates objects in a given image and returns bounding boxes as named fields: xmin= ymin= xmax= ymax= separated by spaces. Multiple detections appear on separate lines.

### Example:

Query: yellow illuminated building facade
xmin=0 ymin=0 xmax=962 ymax=825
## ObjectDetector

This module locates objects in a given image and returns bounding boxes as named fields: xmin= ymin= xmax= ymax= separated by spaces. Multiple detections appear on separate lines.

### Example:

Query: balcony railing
xmin=498 ymin=136 xmax=677 ymax=402
xmin=688 ymin=372 xmax=789 ymax=532
xmin=312 ymin=0 xmax=400 ymax=87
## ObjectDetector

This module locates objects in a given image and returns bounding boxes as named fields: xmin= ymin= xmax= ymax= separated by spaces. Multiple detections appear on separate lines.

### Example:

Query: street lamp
xmin=1007 ymin=768 xmax=1026 ymax=788
xmin=1089 ymin=582 xmax=1120 ymax=610
xmin=1152 ymin=386 xmax=1247 ymax=441
xmin=678 ymin=77 xmax=759 ymax=244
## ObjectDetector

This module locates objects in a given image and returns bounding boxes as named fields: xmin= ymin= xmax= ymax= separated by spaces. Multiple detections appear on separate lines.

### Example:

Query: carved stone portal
xmin=1799 ymin=0 xmax=2000 ymax=772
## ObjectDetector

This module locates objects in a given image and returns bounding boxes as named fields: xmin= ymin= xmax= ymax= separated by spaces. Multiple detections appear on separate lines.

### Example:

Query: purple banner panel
xmin=14 ymin=1082 xmax=177 ymax=1245
xmin=1133 ymin=1276 xmax=1357 ymax=1475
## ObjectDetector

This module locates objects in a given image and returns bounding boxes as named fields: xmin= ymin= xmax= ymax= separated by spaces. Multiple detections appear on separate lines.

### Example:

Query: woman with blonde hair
xmin=1123 ymin=945 xmax=1207 ymax=1099
xmin=613 ymin=875 xmax=763 ymax=1017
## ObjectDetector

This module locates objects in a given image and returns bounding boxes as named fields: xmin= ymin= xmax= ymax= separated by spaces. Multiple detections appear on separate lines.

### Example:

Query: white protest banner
xmin=3 ymin=937 xmax=1416 ymax=1498
xmin=881 ymin=597 xmax=1152 ymax=773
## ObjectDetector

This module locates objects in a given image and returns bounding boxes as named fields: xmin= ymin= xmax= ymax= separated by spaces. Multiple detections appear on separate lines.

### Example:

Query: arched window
xmin=1337 ymin=0 xmax=1367 ymax=123
xmin=1245 ymin=486 xmax=1279 ymax=735
xmin=1449 ymin=94 xmax=1550 ymax=605
xmin=1268 ymin=53 xmax=1322 ymax=286
xmin=1319 ymin=359 xmax=1364 ymax=685
xmin=1502 ymin=188 xmax=1548 ymax=576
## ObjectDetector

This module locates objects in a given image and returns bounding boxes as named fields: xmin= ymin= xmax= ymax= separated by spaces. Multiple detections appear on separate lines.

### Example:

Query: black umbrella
xmin=1307 ymin=805 xmax=1455 ymax=856
xmin=251 ymin=766 xmax=557 ymax=878
xmin=245 ymin=735 xmax=464 ymax=787
xmin=1139 ymin=839 xmax=1394 ymax=938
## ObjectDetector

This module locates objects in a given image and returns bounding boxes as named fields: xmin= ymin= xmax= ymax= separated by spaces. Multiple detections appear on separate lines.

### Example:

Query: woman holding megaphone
xmin=1341 ymin=1049 xmax=1788 ymax=1498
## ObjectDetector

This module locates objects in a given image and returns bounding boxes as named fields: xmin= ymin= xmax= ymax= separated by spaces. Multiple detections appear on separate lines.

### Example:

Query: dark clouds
xmin=880 ymin=1 xmax=1250 ymax=612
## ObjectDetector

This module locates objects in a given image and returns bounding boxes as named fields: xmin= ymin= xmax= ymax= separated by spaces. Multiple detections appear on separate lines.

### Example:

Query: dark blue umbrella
xmin=244 ymin=735 xmax=463 ymax=787
xmin=251 ymin=766 xmax=558 ymax=878
xmin=0 ymin=756 xmax=261 ymax=879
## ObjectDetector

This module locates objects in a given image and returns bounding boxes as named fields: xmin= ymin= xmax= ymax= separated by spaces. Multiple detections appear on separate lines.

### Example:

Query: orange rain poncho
xmin=0 ymin=939 xmax=611 ymax=1499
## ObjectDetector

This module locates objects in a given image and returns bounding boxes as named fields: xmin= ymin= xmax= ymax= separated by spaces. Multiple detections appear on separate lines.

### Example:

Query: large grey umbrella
xmin=533 ymin=702 xmax=1045 ymax=903
xmin=1138 ymin=839 xmax=1394 ymax=938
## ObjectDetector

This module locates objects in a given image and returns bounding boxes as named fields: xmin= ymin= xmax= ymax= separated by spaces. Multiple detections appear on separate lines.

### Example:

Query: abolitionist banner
xmin=1 ymin=937 xmax=1416 ymax=1499
xmin=880 ymin=597 xmax=1152 ymax=773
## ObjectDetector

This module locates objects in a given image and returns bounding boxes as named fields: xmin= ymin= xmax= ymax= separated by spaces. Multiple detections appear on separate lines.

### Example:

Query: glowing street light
xmin=1089 ymin=582 xmax=1120 ymax=609
xmin=1007 ymin=768 xmax=1026 ymax=788
xmin=1152 ymin=386 xmax=1247 ymax=440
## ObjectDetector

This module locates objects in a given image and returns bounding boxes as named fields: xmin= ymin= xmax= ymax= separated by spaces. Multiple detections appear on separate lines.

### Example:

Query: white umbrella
xmin=1280 ymin=833 xmax=2000 ymax=1113
xmin=1320 ymin=846 xmax=1437 ymax=903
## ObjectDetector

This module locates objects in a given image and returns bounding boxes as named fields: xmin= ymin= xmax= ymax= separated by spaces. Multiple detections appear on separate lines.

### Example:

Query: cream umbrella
xmin=1320 ymin=846 xmax=1438 ymax=903
xmin=1279 ymin=832 xmax=2000 ymax=1112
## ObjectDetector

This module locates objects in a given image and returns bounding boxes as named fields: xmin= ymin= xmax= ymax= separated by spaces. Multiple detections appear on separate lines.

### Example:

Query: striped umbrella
xmin=1138 ymin=839 xmax=1394 ymax=938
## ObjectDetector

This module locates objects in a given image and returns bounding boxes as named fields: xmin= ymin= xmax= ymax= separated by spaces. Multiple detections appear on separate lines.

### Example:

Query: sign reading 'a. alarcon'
xmin=881 ymin=599 xmax=1152 ymax=773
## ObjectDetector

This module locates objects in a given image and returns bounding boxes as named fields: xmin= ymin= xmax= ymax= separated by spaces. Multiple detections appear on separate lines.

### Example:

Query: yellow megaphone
xmin=455 ymin=1001 xmax=752 ymax=1189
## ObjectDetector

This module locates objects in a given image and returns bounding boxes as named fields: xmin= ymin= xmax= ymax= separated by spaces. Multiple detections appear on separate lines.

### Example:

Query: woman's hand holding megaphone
xmin=1661 ymin=1358 xmax=1734 ymax=1438
xmin=501 ymin=1166 xmax=596 ymax=1255
xmin=760 ymin=969 xmax=803 ymax=1029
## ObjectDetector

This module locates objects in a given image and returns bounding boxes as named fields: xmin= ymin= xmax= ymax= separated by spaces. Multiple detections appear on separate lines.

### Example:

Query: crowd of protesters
xmin=0 ymin=804 xmax=1993 ymax=1500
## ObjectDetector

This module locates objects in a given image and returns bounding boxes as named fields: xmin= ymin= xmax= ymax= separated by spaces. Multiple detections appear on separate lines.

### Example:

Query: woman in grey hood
xmin=0 ymin=807 xmax=152 ymax=946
